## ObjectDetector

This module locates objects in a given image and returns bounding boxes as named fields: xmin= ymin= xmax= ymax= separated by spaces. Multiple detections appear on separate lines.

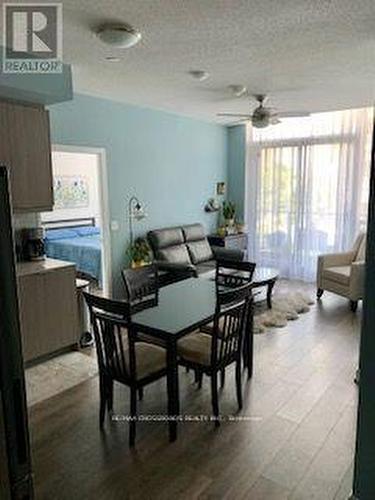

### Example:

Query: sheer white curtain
xmin=246 ymin=108 xmax=373 ymax=281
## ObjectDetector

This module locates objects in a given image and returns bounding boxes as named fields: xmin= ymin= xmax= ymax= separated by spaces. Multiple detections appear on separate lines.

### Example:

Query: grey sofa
xmin=147 ymin=223 xmax=244 ymax=286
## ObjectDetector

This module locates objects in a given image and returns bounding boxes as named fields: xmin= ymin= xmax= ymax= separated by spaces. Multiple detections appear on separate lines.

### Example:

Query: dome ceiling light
xmin=96 ymin=23 xmax=142 ymax=49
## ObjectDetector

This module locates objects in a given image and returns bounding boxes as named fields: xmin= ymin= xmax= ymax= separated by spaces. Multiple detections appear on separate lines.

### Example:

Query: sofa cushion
xmin=187 ymin=239 xmax=214 ymax=264
xmin=148 ymin=227 xmax=184 ymax=251
xmin=323 ymin=266 xmax=351 ymax=286
xmin=182 ymin=223 xmax=206 ymax=242
xmin=158 ymin=244 xmax=192 ymax=264
xmin=195 ymin=259 xmax=216 ymax=275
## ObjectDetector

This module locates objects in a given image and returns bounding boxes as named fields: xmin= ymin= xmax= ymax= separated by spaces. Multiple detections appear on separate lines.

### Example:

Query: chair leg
xmin=129 ymin=386 xmax=137 ymax=447
xmin=211 ymin=372 xmax=220 ymax=427
xmin=138 ymin=387 xmax=144 ymax=401
xmin=198 ymin=371 xmax=203 ymax=389
xmin=317 ymin=288 xmax=324 ymax=299
xmin=235 ymin=359 xmax=243 ymax=410
xmin=350 ymin=300 xmax=358 ymax=312
xmin=220 ymin=368 xmax=225 ymax=388
xmin=107 ymin=379 xmax=114 ymax=413
xmin=99 ymin=377 xmax=106 ymax=429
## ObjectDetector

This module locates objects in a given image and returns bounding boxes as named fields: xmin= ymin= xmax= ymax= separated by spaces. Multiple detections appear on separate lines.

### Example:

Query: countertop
xmin=16 ymin=258 xmax=75 ymax=277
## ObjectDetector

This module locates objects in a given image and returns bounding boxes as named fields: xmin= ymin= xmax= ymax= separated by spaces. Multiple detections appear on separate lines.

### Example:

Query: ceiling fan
xmin=217 ymin=94 xmax=310 ymax=128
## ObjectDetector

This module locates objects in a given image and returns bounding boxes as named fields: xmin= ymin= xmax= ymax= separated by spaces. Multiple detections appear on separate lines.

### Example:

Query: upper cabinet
xmin=0 ymin=100 xmax=53 ymax=212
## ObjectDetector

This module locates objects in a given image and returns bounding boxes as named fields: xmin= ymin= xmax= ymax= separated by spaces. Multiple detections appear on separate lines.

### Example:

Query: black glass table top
xmin=131 ymin=278 xmax=217 ymax=336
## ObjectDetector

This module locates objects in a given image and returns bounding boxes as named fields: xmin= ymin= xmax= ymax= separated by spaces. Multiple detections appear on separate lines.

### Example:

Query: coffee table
xmin=251 ymin=267 xmax=279 ymax=309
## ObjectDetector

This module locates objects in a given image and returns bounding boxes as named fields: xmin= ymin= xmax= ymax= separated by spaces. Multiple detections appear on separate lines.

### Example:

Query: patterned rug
xmin=254 ymin=291 xmax=315 ymax=334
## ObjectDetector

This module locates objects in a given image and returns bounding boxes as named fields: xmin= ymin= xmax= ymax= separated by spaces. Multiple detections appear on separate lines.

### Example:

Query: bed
xmin=44 ymin=220 xmax=102 ymax=283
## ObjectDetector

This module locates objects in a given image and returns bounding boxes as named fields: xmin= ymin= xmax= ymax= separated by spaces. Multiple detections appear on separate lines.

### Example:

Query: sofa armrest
xmin=154 ymin=261 xmax=197 ymax=277
xmin=211 ymin=245 xmax=244 ymax=262
xmin=350 ymin=260 xmax=365 ymax=299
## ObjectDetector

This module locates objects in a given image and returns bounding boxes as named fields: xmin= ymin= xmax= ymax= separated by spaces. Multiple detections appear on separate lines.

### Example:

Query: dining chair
xmin=200 ymin=259 xmax=256 ymax=386
xmin=83 ymin=291 xmax=168 ymax=446
xmin=177 ymin=282 xmax=253 ymax=427
xmin=122 ymin=264 xmax=159 ymax=312
xmin=215 ymin=258 xmax=256 ymax=288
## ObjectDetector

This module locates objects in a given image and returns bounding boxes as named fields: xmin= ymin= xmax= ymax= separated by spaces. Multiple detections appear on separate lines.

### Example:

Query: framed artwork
xmin=216 ymin=182 xmax=226 ymax=195
xmin=53 ymin=175 xmax=89 ymax=209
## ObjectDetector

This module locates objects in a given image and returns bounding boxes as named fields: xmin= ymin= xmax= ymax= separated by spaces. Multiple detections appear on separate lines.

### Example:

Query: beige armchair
xmin=317 ymin=232 xmax=366 ymax=311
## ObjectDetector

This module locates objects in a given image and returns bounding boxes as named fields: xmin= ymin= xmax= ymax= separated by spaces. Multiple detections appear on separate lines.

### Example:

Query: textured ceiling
xmin=18 ymin=0 xmax=375 ymax=121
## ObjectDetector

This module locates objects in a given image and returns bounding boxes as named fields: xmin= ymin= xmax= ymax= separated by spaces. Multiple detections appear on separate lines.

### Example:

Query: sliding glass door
xmin=249 ymin=136 xmax=368 ymax=281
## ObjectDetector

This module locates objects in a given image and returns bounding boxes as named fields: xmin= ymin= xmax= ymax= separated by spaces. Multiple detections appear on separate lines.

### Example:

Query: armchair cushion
xmin=323 ymin=266 xmax=351 ymax=286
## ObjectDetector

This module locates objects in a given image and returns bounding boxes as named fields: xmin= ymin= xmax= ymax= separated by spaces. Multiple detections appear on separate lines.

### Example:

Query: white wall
xmin=42 ymin=151 xmax=100 ymax=225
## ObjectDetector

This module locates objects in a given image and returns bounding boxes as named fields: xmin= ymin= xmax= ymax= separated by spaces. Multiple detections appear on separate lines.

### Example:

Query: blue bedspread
xmin=45 ymin=227 xmax=102 ymax=283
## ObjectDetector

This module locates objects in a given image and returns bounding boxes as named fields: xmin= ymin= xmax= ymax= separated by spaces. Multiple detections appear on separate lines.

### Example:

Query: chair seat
xmin=178 ymin=332 xmax=214 ymax=366
xmin=126 ymin=342 xmax=166 ymax=380
xmin=323 ymin=265 xmax=351 ymax=286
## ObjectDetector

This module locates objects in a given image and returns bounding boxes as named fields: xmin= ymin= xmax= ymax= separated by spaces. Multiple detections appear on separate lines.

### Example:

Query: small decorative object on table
xmin=128 ymin=237 xmax=151 ymax=268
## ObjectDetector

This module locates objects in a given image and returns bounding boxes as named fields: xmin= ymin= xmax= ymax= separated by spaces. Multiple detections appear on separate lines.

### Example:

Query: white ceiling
xmin=50 ymin=1 xmax=375 ymax=121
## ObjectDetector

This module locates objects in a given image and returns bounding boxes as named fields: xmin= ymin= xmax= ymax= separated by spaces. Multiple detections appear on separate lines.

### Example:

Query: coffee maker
xmin=24 ymin=227 xmax=45 ymax=261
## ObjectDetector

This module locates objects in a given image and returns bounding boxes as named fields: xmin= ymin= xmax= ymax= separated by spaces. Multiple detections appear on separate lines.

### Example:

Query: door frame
xmin=51 ymin=144 xmax=112 ymax=295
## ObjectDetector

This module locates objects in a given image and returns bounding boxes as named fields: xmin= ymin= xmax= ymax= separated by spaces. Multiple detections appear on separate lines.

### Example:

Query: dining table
xmin=128 ymin=276 xmax=254 ymax=442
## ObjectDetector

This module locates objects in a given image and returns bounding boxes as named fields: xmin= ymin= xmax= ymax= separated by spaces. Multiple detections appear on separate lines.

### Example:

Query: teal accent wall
xmin=227 ymin=125 xmax=246 ymax=220
xmin=48 ymin=94 xmax=227 ymax=292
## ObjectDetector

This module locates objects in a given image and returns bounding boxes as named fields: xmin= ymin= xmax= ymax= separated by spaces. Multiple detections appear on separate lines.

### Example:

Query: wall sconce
xmin=128 ymin=196 xmax=147 ymax=246
xmin=204 ymin=198 xmax=220 ymax=212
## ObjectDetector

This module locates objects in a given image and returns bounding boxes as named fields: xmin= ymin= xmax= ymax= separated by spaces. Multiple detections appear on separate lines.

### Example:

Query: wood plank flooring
xmin=28 ymin=282 xmax=360 ymax=499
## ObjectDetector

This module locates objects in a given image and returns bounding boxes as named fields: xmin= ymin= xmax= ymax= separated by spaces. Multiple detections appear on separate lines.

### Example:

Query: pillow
xmin=187 ymin=240 xmax=213 ymax=264
xmin=75 ymin=226 xmax=101 ymax=237
xmin=44 ymin=228 xmax=77 ymax=241
xmin=158 ymin=245 xmax=192 ymax=264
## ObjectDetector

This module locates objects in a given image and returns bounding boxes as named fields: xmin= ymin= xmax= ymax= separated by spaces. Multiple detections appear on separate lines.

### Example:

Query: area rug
xmin=25 ymin=351 xmax=98 ymax=407
xmin=254 ymin=291 xmax=314 ymax=334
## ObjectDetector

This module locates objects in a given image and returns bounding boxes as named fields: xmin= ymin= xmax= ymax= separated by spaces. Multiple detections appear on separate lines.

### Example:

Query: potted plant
xmin=222 ymin=201 xmax=236 ymax=227
xmin=128 ymin=237 xmax=151 ymax=268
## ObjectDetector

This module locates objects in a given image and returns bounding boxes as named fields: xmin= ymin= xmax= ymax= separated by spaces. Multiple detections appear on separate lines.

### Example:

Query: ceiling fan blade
xmin=277 ymin=111 xmax=311 ymax=118
xmin=217 ymin=112 xmax=253 ymax=118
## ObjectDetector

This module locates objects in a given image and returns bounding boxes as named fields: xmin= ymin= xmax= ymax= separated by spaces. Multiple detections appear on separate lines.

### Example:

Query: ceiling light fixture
xmin=96 ymin=23 xmax=141 ymax=49
xmin=189 ymin=70 xmax=210 ymax=81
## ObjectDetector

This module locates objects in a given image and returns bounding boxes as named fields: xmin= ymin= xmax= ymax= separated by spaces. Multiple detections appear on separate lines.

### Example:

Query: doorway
xmin=41 ymin=145 xmax=112 ymax=295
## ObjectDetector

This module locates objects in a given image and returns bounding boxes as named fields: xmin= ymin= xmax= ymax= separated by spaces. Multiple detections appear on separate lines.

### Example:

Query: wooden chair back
xmin=83 ymin=292 xmax=135 ymax=382
xmin=212 ymin=282 xmax=253 ymax=368
xmin=122 ymin=265 xmax=159 ymax=313
xmin=215 ymin=259 xmax=256 ymax=288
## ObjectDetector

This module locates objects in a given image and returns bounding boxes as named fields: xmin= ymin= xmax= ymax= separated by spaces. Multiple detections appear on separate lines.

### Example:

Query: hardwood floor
xmin=28 ymin=282 xmax=360 ymax=499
